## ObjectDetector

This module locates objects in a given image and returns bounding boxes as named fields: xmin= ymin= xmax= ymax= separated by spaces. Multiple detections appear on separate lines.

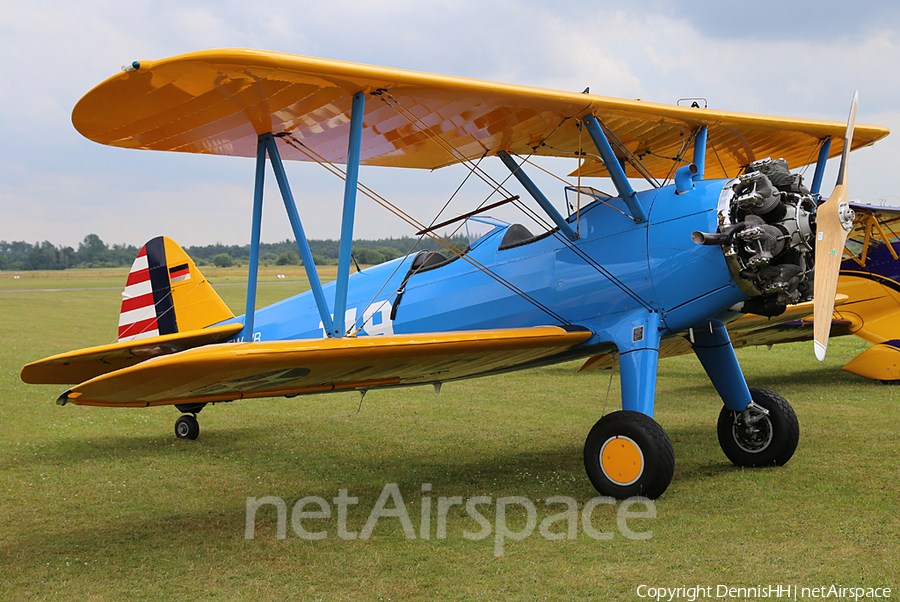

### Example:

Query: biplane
xmin=21 ymin=49 xmax=890 ymax=499
xmin=831 ymin=201 xmax=900 ymax=381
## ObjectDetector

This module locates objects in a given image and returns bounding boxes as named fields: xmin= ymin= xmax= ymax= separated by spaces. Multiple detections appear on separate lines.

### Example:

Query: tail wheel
xmin=717 ymin=388 xmax=799 ymax=467
xmin=584 ymin=411 xmax=674 ymax=499
xmin=175 ymin=414 xmax=200 ymax=440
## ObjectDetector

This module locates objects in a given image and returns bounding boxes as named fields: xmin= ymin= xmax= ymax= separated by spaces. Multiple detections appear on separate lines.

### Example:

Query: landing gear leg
xmin=583 ymin=310 xmax=674 ymax=499
xmin=690 ymin=319 xmax=800 ymax=467
xmin=174 ymin=403 xmax=206 ymax=440
xmin=690 ymin=319 xmax=754 ymax=412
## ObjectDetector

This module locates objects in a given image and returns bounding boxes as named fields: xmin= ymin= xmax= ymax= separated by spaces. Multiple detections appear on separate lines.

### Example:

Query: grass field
xmin=1 ymin=268 xmax=898 ymax=600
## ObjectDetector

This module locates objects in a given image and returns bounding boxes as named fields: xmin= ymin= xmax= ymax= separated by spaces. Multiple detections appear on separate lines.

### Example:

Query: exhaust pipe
xmin=692 ymin=231 xmax=729 ymax=245
xmin=692 ymin=222 xmax=745 ymax=246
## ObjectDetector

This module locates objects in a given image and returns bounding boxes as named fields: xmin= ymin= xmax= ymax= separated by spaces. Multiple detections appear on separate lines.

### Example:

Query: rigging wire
xmin=375 ymin=90 xmax=575 ymax=231
xmin=279 ymin=135 xmax=426 ymax=335
xmin=281 ymin=92 xmax=656 ymax=327
xmin=516 ymin=153 xmax=632 ymax=221
xmin=660 ymin=131 xmax=693 ymax=187
xmin=375 ymin=92 xmax=519 ymax=200
xmin=601 ymin=361 xmax=617 ymax=418
xmin=367 ymin=94 xmax=654 ymax=311
xmin=708 ymin=138 xmax=730 ymax=179
xmin=592 ymin=117 xmax=661 ymax=189
xmin=278 ymin=134 xmax=573 ymax=328
xmin=364 ymin=93 xmax=526 ymax=240
xmin=502 ymin=151 xmax=653 ymax=311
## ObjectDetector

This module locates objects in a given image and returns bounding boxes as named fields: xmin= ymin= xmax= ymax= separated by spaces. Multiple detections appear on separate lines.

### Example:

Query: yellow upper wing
xmin=73 ymin=49 xmax=889 ymax=180
xmin=58 ymin=326 xmax=593 ymax=407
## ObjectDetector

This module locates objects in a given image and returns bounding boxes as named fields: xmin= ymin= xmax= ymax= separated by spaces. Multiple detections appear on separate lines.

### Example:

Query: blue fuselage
xmin=223 ymin=178 xmax=748 ymax=351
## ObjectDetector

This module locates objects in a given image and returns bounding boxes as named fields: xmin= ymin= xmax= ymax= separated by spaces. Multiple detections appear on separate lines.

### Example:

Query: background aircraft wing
xmin=73 ymin=49 xmax=889 ymax=180
xmin=57 ymin=326 xmax=592 ymax=407
xmin=848 ymin=202 xmax=900 ymax=230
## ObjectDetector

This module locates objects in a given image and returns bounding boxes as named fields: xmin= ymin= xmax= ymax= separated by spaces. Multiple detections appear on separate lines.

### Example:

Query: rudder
xmin=118 ymin=237 xmax=233 ymax=342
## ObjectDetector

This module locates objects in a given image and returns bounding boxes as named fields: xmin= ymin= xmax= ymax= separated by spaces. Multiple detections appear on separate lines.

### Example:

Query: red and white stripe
xmin=118 ymin=247 xmax=159 ymax=342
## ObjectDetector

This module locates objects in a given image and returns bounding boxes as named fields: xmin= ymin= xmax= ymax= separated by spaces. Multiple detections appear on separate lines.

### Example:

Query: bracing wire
xmin=364 ymin=94 xmax=653 ymax=311
xmin=593 ymin=117 xmax=661 ymax=189
xmin=797 ymin=138 xmax=828 ymax=178
xmin=278 ymin=90 xmax=657 ymax=330
xmin=279 ymin=134 xmax=573 ymax=328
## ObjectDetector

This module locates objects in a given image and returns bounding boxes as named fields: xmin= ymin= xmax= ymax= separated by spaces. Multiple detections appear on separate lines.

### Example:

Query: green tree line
xmin=0 ymin=233 xmax=469 ymax=271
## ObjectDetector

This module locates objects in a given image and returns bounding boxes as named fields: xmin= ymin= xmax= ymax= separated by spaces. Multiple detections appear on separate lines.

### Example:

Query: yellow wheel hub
xmin=600 ymin=436 xmax=644 ymax=485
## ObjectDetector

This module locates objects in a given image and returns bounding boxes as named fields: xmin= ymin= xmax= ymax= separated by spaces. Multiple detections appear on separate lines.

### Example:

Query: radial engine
xmin=692 ymin=158 xmax=835 ymax=317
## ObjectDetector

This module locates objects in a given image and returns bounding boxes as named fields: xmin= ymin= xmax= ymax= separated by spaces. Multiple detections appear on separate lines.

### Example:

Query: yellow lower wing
xmin=842 ymin=343 xmax=900 ymax=381
xmin=58 ymin=327 xmax=592 ymax=407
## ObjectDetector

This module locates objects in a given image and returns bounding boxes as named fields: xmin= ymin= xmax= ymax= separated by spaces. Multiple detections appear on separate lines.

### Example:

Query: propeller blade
xmin=813 ymin=92 xmax=858 ymax=361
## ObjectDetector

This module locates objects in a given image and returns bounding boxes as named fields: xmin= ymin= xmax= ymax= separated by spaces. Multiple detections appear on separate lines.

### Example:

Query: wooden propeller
xmin=813 ymin=92 xmax=858 ymax=361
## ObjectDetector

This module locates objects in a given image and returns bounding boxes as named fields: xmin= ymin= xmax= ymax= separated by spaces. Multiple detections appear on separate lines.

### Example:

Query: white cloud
xmin=1 ymin=0 xmax=897 ymax=248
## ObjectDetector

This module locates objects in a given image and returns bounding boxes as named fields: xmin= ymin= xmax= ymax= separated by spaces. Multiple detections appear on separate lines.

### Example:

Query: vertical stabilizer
xmin=118 ymin=237 xmax=233 ymax=342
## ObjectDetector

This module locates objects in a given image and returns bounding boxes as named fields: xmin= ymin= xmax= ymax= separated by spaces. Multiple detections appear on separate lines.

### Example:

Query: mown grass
xmin=1 ymin=269 xmax=898 ymax=600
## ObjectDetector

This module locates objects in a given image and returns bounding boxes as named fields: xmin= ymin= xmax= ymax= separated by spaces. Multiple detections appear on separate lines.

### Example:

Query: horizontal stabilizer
xmin=56 ymin=326 xmax=592 ymax=407
xmin=21 ymin=324 xmax=243 ymax=385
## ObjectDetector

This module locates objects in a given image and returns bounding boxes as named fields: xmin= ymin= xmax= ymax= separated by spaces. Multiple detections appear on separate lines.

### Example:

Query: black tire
xmin=583 ymin=410 xmax=674 ymax=499
xmin=717 ymin=388 xmax=798 ymax=467
xmin=175 ymin=414 xmax=200 ymax=440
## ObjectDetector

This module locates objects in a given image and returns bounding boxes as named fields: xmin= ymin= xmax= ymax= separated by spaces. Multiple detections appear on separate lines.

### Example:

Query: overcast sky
xmin=2 ymin=0 xmax=899 ymax=248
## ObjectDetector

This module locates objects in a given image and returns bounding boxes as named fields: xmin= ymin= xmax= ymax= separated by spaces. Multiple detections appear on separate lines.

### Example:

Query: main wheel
xmin=717 ymin=388 xmax=798 ymax=467
xmin=175 ymin=414 xmax=200 ymax=440
xmin=584 ymin=411 xmax=674 ymax=499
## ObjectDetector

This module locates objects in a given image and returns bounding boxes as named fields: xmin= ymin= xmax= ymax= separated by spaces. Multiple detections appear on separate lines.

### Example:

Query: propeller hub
xmin=838 ymin=201 xmax=855 ymax=231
